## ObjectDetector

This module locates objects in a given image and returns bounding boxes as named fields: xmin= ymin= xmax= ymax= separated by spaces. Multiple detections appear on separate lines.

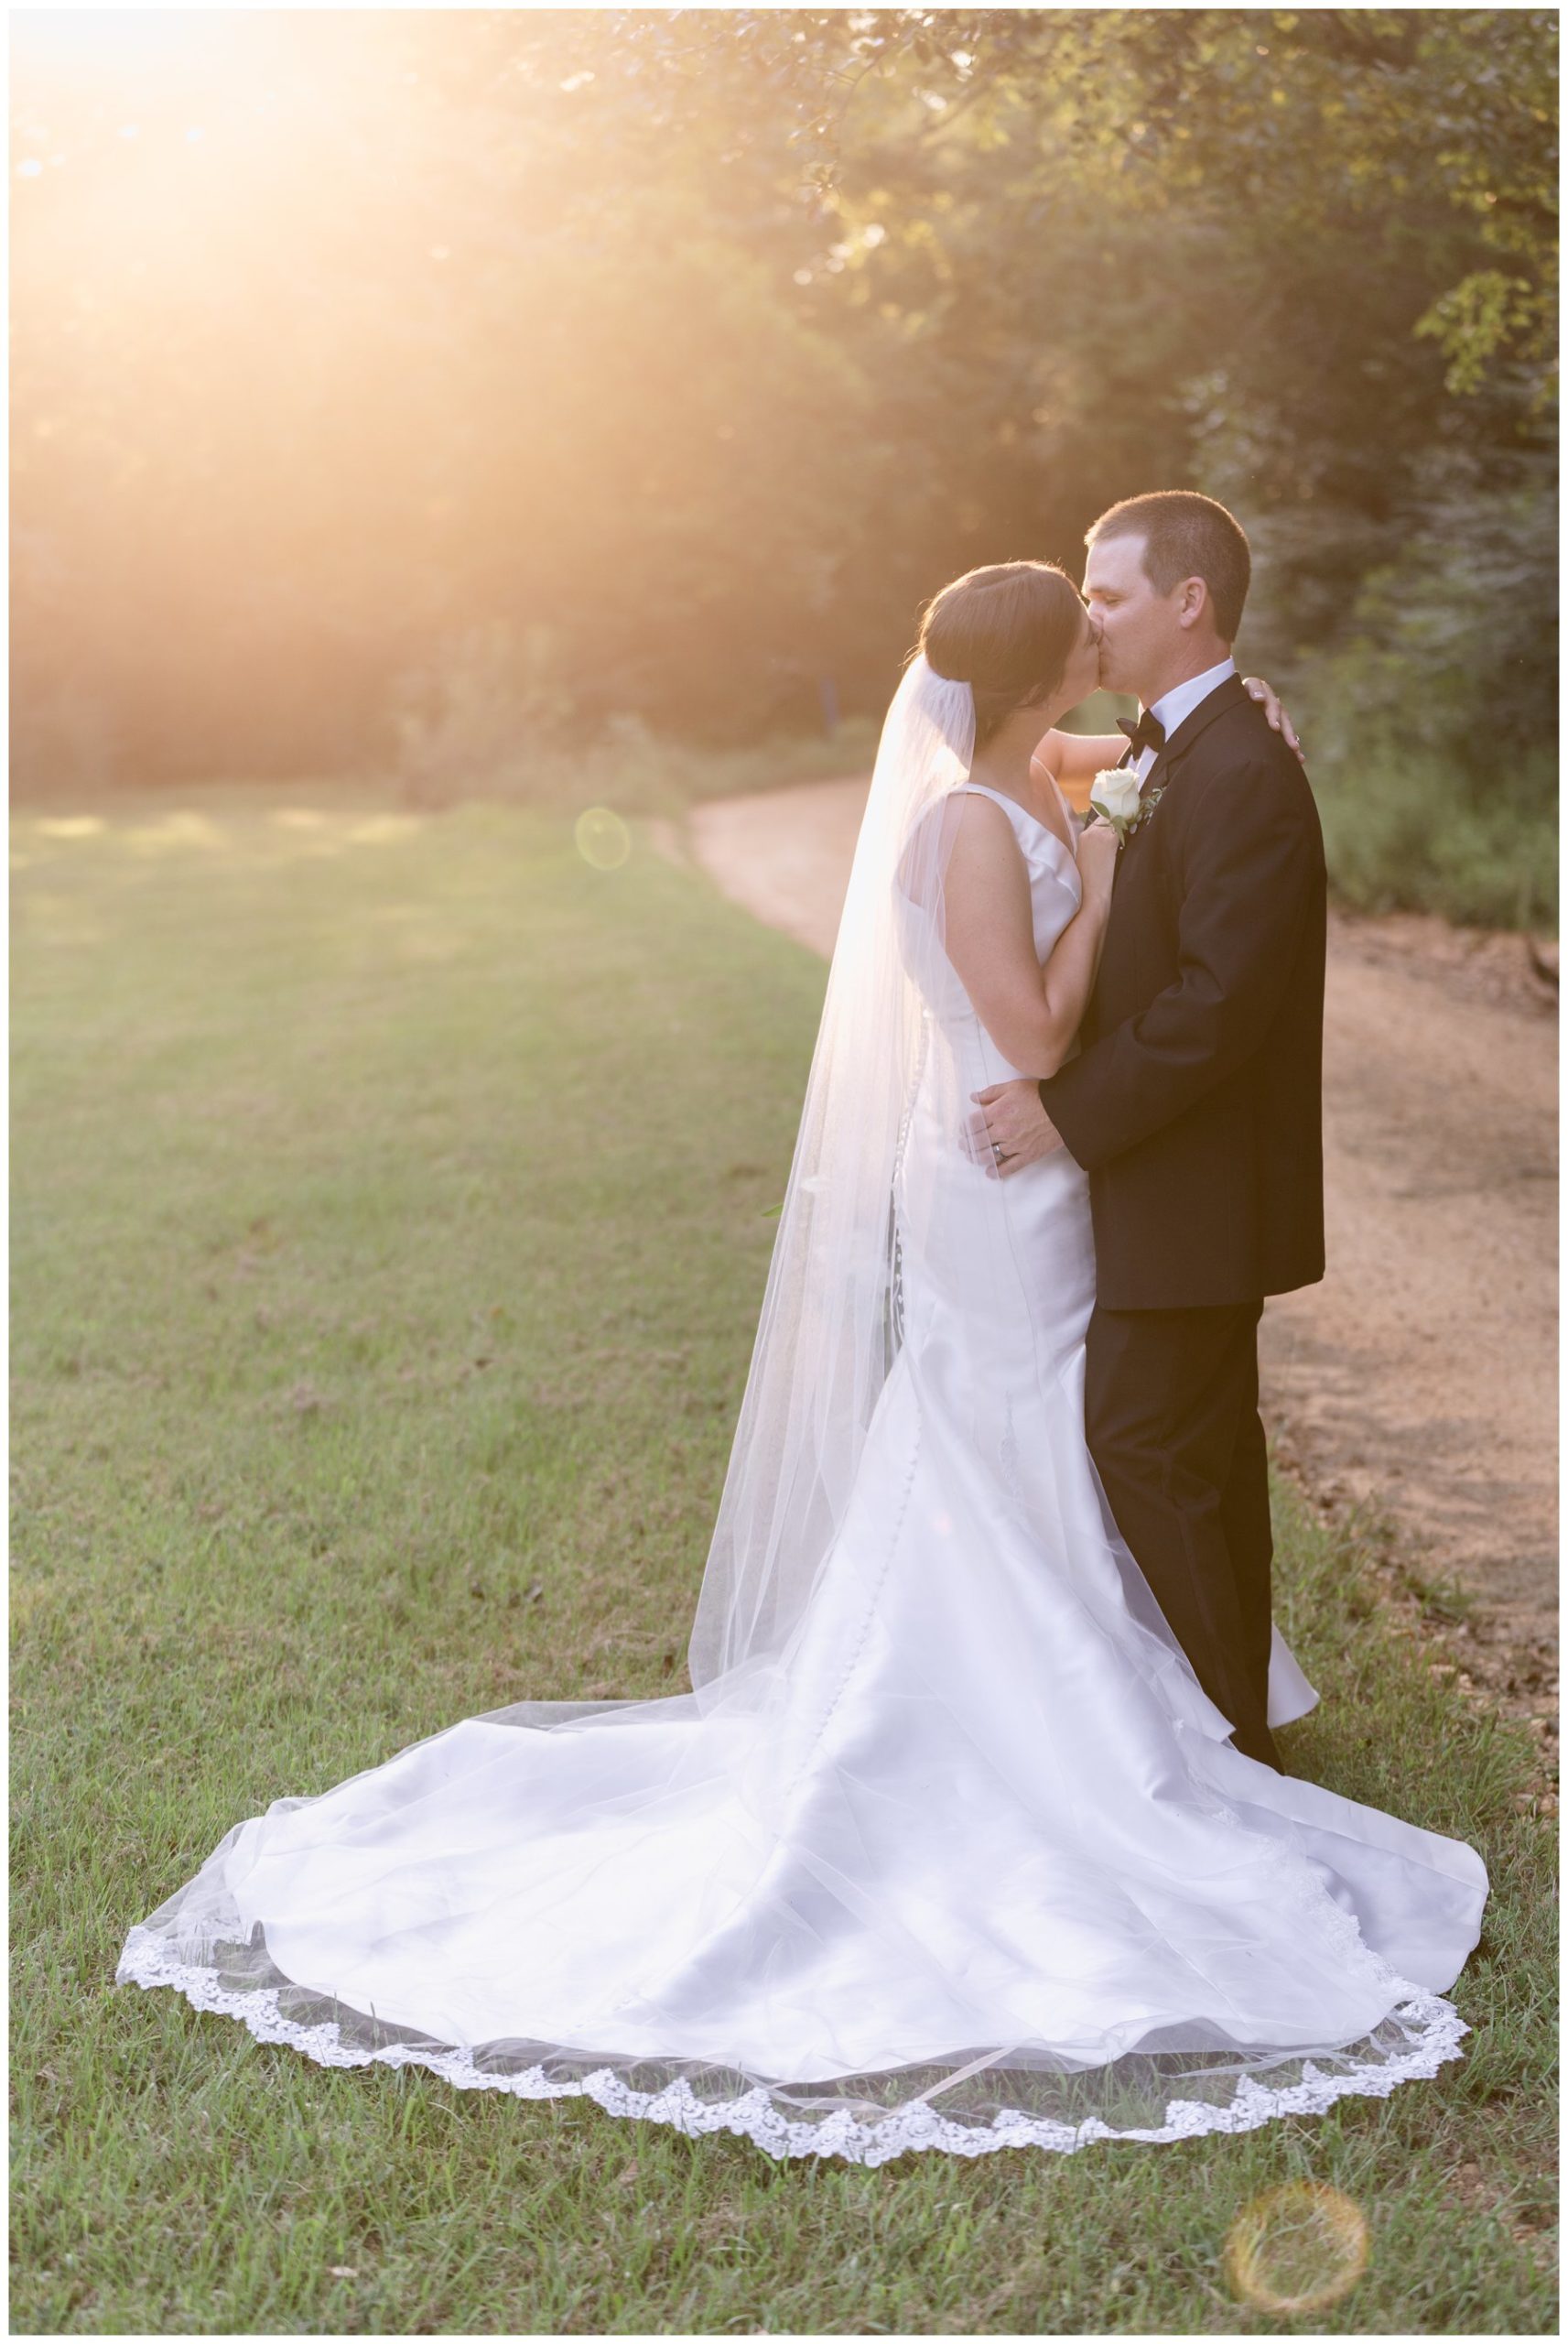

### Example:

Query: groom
xmin=975 ymin=490 xmax=1326 ymax=1773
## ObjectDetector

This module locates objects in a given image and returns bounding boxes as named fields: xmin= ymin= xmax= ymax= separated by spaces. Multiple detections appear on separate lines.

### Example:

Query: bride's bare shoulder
xmin=942 ymin=789 xmax=1030 ymax=874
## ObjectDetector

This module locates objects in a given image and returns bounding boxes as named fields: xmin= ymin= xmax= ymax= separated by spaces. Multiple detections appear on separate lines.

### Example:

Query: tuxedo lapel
xmin=1107 ymin=673 xmax=1249 ymax=895
xmin=1140 ymin=672 xmax=1249 ymax=799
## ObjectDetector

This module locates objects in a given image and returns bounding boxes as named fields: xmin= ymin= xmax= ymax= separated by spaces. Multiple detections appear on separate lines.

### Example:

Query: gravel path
xmin=672 ymin=776 xmax=1558 ymax=1785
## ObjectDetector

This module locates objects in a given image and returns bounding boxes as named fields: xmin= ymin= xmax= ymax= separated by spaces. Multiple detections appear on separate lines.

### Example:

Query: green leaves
xmin=1418 ymin=269 xmax=1553 ymax=401
xmin=8 ymin=5 xmax=1556 ymax=836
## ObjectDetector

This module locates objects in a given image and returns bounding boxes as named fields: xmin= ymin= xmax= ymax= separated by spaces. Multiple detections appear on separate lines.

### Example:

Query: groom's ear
xmin=1174 ymin=575 xmax=1210 ymax=631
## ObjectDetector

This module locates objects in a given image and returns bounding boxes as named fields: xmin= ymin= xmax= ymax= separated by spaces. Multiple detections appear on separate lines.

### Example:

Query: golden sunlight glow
xmin=1225 ymin=2182 xmax=1370 ymax=2316
xmin=574 ymin=808 xmax=633 ymax=871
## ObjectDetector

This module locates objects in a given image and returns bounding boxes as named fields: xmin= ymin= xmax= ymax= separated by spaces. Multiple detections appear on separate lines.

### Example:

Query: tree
xmin=10 ymin=2 xmax=1557 ymax=868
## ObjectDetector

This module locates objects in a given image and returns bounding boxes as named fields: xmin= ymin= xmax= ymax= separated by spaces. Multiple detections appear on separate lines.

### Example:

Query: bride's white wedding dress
xmin=117 ymin=774 xmax=1488 ymax=2167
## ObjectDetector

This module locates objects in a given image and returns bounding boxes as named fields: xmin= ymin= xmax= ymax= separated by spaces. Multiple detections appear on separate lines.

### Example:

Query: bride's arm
xmin=1033 ymin=678 xmax=1305 ymax=795
xmin=1033 ymin=729 xmax=1131 ymax=791
xmin=941 ymin=800 xmax=1119 ymax=1080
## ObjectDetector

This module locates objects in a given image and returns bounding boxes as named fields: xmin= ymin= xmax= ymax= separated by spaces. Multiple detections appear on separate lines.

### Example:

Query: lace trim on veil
xmin=114 ymin=1926 xmax=1469 ymax=2166
xmin=113 ymin=1548 xmax=1481 ymax=2168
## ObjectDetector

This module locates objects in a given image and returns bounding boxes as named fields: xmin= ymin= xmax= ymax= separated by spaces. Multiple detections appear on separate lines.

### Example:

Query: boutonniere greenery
xmin=1083 ymin=767 xmax=1164 ymax=846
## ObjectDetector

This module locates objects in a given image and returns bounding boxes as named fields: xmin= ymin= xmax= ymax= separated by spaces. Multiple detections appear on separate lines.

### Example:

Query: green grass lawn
xmin=11 ymin=786 xmax=1556 ymax=2334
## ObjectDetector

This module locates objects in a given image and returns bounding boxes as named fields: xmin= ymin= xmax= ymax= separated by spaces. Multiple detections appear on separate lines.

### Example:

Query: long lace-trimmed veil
xmin=688 ymin=652 xmax=977 ymax=1685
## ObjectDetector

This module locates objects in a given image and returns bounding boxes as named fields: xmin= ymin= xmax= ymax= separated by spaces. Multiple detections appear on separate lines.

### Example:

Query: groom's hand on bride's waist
xmin=968 ymin=1080 xmax=1065 ymax=1179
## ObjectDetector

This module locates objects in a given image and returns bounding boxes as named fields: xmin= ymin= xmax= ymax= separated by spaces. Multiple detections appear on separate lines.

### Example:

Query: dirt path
xmin=675 ymin=776 xmax=1558 ymax=1789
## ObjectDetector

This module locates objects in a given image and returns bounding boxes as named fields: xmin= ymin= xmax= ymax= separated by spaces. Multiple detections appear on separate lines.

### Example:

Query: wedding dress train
xmin=116 ymin=779 xmax=1487 ymax=2165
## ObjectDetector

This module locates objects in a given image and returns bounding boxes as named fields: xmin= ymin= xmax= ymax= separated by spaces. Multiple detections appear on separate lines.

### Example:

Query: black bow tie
xmin=1117 ymin=711 xmax=1167 ymax=760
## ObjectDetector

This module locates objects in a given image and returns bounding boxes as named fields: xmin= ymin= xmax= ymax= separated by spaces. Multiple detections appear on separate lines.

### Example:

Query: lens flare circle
xmin=574 ymin=807 xmax=632 ymax=871
xmin=1225 ymin=2180 xmax=1368 ymax=2316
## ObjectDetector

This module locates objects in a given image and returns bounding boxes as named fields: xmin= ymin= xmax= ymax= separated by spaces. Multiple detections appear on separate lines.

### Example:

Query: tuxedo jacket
xmin=1038 ymin=673 xmax=1327 ymax=1311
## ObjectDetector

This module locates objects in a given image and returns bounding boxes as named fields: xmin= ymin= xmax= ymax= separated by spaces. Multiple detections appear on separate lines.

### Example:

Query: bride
xmin=117 ymin=561 xmax=1488 ymax=2166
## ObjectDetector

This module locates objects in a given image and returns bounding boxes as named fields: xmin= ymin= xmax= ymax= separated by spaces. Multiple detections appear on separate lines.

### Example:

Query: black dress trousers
xmin=1083 ymin=1299 xmax=1280 ymax=1769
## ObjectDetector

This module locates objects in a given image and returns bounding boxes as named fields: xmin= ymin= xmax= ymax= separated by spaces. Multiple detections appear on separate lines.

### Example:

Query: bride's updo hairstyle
xmin=918 ymin=560 xmax=1085 ymax=749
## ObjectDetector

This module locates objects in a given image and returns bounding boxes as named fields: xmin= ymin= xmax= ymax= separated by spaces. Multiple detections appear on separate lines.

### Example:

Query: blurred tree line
xmin=10 ymin=8 xmax=1557 ymax=922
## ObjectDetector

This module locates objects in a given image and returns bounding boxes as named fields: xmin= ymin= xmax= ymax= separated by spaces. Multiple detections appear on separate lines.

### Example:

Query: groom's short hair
xmin=1086 ymin=491 xmax=1251 ymax=643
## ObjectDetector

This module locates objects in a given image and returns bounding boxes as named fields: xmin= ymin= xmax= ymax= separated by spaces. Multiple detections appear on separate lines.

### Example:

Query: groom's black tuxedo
xmin=1038 ymin=672 xmax=1328 ymax=1770
xmin=1039 ymin=673 xmax=1326 ymax=1309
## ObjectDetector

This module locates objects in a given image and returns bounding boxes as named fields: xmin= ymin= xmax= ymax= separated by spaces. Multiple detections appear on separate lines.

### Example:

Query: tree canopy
xmin=11 ymin=5 xmax=1557 ymax=892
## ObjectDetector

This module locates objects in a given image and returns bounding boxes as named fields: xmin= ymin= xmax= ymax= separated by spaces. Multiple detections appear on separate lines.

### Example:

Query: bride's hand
xmin=1076 ymin=817 xmax=1121 ymax=889
xmin=1242 ymin=676 xmax=1307 ymax=764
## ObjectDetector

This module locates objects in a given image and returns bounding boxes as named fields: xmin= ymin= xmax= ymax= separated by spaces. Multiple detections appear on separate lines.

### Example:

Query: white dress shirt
xmin=1130 ymin=657 xmax=1237 ymax=788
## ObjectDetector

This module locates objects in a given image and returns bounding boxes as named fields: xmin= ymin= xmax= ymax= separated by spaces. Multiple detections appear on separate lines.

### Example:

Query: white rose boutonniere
xmin=1084 ymin=766 xmax=1163 ymax=846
